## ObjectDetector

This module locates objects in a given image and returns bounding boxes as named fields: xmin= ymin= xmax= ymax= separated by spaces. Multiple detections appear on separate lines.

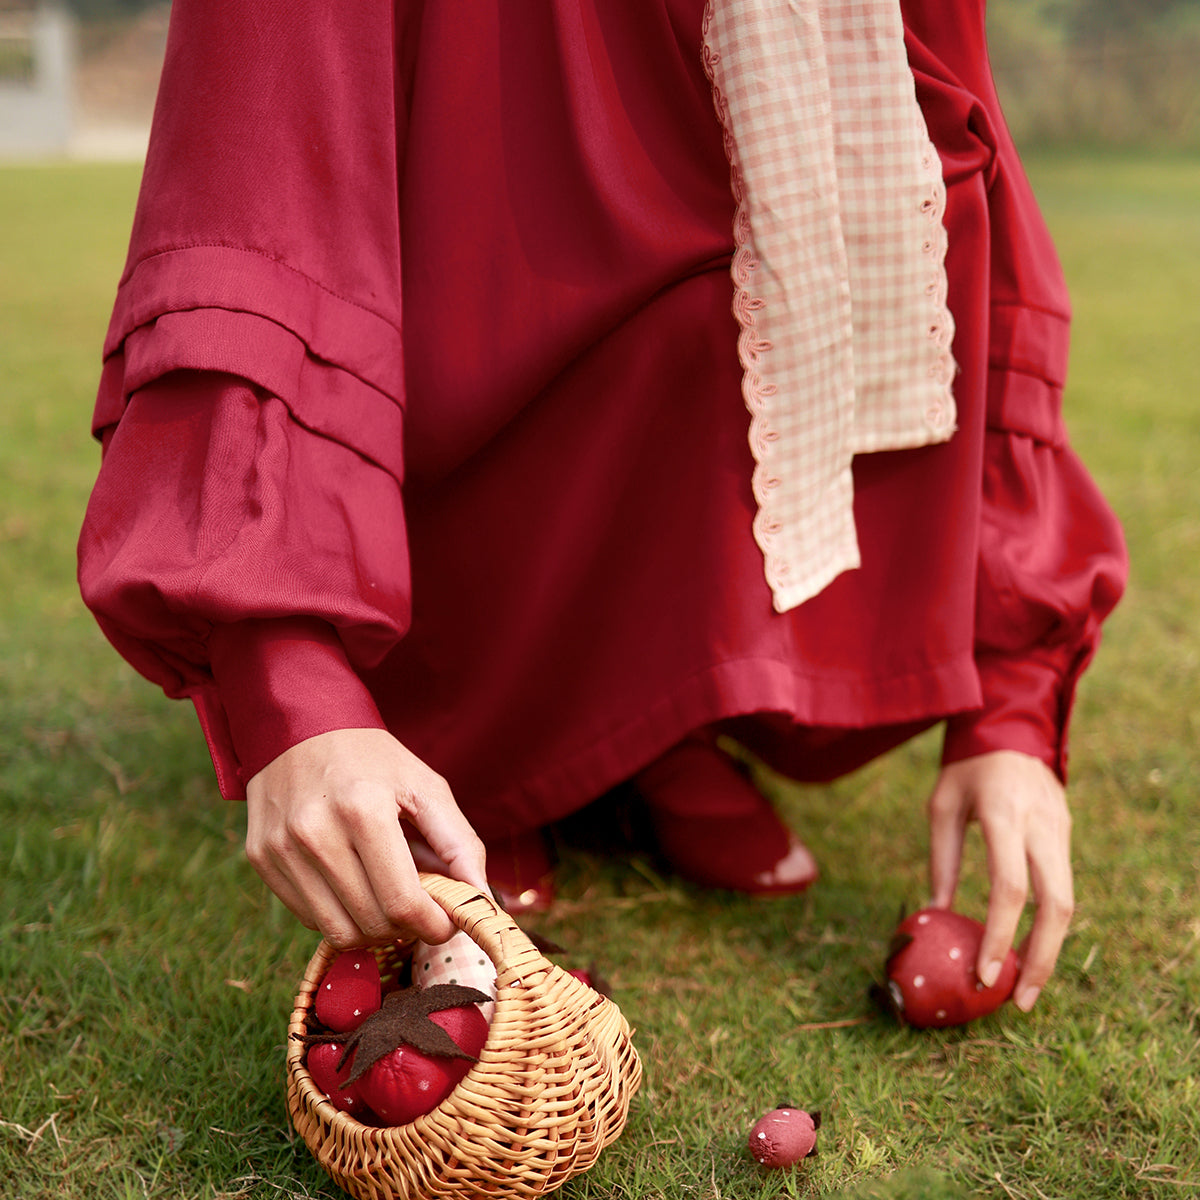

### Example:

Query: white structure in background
xmin=0 ymin=2 xmax=75 ymax=158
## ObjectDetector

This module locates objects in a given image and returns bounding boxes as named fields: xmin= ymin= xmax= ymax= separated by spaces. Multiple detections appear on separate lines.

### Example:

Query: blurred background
xmin=2 ymin=4 xmax=1197 ymax=1197
xmin=3 ymin=0 xmax=1200 ymax=162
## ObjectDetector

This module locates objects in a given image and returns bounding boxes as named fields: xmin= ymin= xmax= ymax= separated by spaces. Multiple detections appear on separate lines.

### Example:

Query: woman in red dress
xmin=79 ymin=0 xmax=1126 ymax=1013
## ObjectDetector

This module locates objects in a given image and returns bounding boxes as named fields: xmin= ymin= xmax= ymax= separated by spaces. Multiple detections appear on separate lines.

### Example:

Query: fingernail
xmin=979 ymin=960 xmax=1001 ymax=989
xmin=1014 ymin=986 xmax=1041 ymax=1012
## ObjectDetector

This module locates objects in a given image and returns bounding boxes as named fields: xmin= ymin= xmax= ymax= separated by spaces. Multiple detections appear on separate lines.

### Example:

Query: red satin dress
xmin=78 ymin=0 xmax=1127 ymax=843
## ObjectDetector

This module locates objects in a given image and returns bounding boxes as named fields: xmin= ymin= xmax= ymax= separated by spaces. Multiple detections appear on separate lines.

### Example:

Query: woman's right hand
xmin=244 ymin=728 xmax=488 ymax=948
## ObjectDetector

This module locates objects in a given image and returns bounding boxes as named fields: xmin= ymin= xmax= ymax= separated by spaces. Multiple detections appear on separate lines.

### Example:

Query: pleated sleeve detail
xmin=78 ymin=0 xmax=411 ymax=798
xmin=79 ymin=373 xmax=404 ymax=799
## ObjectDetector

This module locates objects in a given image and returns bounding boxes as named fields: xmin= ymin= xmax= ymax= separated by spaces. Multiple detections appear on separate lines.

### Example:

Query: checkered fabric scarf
xmin=703 ymin=0 xmax=957 ymax=613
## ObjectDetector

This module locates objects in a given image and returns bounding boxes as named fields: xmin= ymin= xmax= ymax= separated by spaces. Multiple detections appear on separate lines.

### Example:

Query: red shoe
xmin=406 ymin=827 xmax=556 ymax=916
xmin=483 ymin=829 xmax=557 ymax=915
xmin=633 ymin=737 xmax=818 ymax=896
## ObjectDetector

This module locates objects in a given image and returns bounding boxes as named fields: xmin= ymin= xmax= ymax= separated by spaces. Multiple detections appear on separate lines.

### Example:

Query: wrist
xmin=209 ymin=616 xmax=387 ymax=789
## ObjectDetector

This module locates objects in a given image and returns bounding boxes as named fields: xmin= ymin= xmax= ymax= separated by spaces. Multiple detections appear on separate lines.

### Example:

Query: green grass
xmin=2 ymin=154 xmax=1198 ymax=1199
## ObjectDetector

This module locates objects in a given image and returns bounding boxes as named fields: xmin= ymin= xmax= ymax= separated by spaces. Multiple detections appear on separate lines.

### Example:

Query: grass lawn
xmin=2 ymin=152 xmax=1197 ymax=1199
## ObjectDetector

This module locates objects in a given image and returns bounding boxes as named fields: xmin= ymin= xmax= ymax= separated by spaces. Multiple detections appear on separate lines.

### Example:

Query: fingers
xmin=245 ymin=729 xmax=475 ymax=948
xmin=249 ymin=786 xmax=454 ymax=949
xmin=387 ymin=743 xmax=490 ymax=896
xmin=929 ymin=751 xmax=1075 ymax=1010
xmin=927 ymin=777 xmax=967 ymax=910
xmin=1012 ymin=802 xmax=1074 ymax=1011
xmin=313 ymin=784 xmax=459 ymax=946
xmin=977 ymin=805 xmax=1030 ymax=990
xmin=247 ymin=840 xmax=323 ymax=932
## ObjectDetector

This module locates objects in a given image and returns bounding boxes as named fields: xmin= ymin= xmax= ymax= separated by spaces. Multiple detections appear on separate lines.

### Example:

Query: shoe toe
xmin=750 ymin=835 xmax=819 ymax=893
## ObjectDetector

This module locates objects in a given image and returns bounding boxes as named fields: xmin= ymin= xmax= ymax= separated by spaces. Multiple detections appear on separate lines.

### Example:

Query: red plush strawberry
xmin=748 ymin=1107 xmax=820 ymax=1168
xmin=314 ymin=950 xmax=382 ymax=1033
xmin=883 ymin=907 xmax=1018 ymax=1028
xmin=303 ymin=983 xmax=491 ymax=1126
xmin=356 ymin=1002 xmax=490 ymax=1125
xmin=305 ymin=1041 xmax=371 ymax=1119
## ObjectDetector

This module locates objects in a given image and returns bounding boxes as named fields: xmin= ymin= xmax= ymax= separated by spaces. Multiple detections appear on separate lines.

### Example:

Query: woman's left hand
xmin=927 ymin=750 xmax=1074 ymax=1012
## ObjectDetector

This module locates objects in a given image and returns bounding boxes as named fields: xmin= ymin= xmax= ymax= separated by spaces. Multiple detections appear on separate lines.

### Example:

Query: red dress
xmin=78 ymin=0 xmax=1126 ymax=843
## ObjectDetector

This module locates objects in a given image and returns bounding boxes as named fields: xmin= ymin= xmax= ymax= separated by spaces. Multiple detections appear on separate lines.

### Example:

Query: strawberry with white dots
xmin=884 ymin=907 xmax=1018 ymax=1028
xmin=305 ymin=1040 xmax=370 ymax=1117
xmin=303 ymin=937 xmax=494 ymax=1126
xmin=748 ymin=1107 xmax=820 ymax=1168
xmin=314 ymin=949 xmax=383 ymax=1033
xmin=306 ymin=949 xmax=384 ymax=1116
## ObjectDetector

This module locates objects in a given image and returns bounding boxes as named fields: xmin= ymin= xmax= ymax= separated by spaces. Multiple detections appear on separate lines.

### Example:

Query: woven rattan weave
xmin=286 ymin=873 xmax=642 ymax=1199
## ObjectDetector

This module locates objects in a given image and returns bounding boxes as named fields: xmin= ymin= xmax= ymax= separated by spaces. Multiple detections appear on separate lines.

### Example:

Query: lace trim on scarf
xmin=701 ymin=0 xmax=956 ymax=613
xmin=701 ymin=19 xmax=827 ymax=610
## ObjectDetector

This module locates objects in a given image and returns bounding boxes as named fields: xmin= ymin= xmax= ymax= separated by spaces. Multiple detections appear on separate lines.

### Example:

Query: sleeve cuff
xmin=941 ymin=648 xmax=1068 ymax=782
xmin=205 ymin=616 xmax=387 ymax=797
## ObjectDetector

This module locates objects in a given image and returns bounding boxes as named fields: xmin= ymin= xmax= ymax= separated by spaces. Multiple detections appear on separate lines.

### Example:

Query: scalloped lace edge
xmin=700 ymin=7 xmax=820 ymax=611
xmin=700 ymin=0 xmax=957 ymax=612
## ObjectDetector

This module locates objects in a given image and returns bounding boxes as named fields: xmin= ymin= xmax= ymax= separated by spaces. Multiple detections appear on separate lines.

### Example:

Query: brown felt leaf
xmin=303 ymin=982 xmax=491 ymax=1086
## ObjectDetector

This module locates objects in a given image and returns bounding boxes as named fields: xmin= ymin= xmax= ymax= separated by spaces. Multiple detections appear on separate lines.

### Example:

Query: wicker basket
xmin=286 ymin=873 xmax=642 ymax=1200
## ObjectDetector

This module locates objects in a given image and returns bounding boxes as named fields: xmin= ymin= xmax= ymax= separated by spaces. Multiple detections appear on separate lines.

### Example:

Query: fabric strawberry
xmin=748 ymin=1107 xmax=821 ymax=1168
xmin=305 ymin=1041 xmax=371 ymax=1119
xmin=314 ymin=949 xmax=382 ymax=1033
xmin=303 ymin=982 xmax=491 ymax=1126
xmin=882 ymin=907 xmax=1018 ymax=1028
xmin=355 ymin=1002 xmax=490 ymax=1125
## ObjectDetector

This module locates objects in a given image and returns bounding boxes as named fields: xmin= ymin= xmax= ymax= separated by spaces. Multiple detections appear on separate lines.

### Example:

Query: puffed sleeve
xmin=80 ymin=372 xmax=400 ymax=800
xmin=77 ymin=0 xmax=415 ymax=799
xmin=940 ymin=428 xmax=1127 ymax=781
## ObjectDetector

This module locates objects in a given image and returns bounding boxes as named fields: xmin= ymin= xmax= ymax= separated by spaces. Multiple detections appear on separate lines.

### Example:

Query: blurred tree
xmin=992 ymin=0 xmax=1200 ymax=148
xmin=1047 ymin=0 xmax=1200 ymax=41
xmin=64 ymin=0 xmax=162 ymax=17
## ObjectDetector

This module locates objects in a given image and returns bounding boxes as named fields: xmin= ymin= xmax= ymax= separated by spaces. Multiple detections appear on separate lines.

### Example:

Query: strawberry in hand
xmin=880 ymin=907 xmax=1018 ymax=1028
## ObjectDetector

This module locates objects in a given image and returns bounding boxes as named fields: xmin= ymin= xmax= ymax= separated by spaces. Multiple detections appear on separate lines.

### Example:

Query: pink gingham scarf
xmin=703 ymin=0 xmax=957 ymax=613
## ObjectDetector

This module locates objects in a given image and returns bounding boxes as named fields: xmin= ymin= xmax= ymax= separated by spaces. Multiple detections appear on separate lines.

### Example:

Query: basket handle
xmin=418 ymin=872 xmax=548 ymax=977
